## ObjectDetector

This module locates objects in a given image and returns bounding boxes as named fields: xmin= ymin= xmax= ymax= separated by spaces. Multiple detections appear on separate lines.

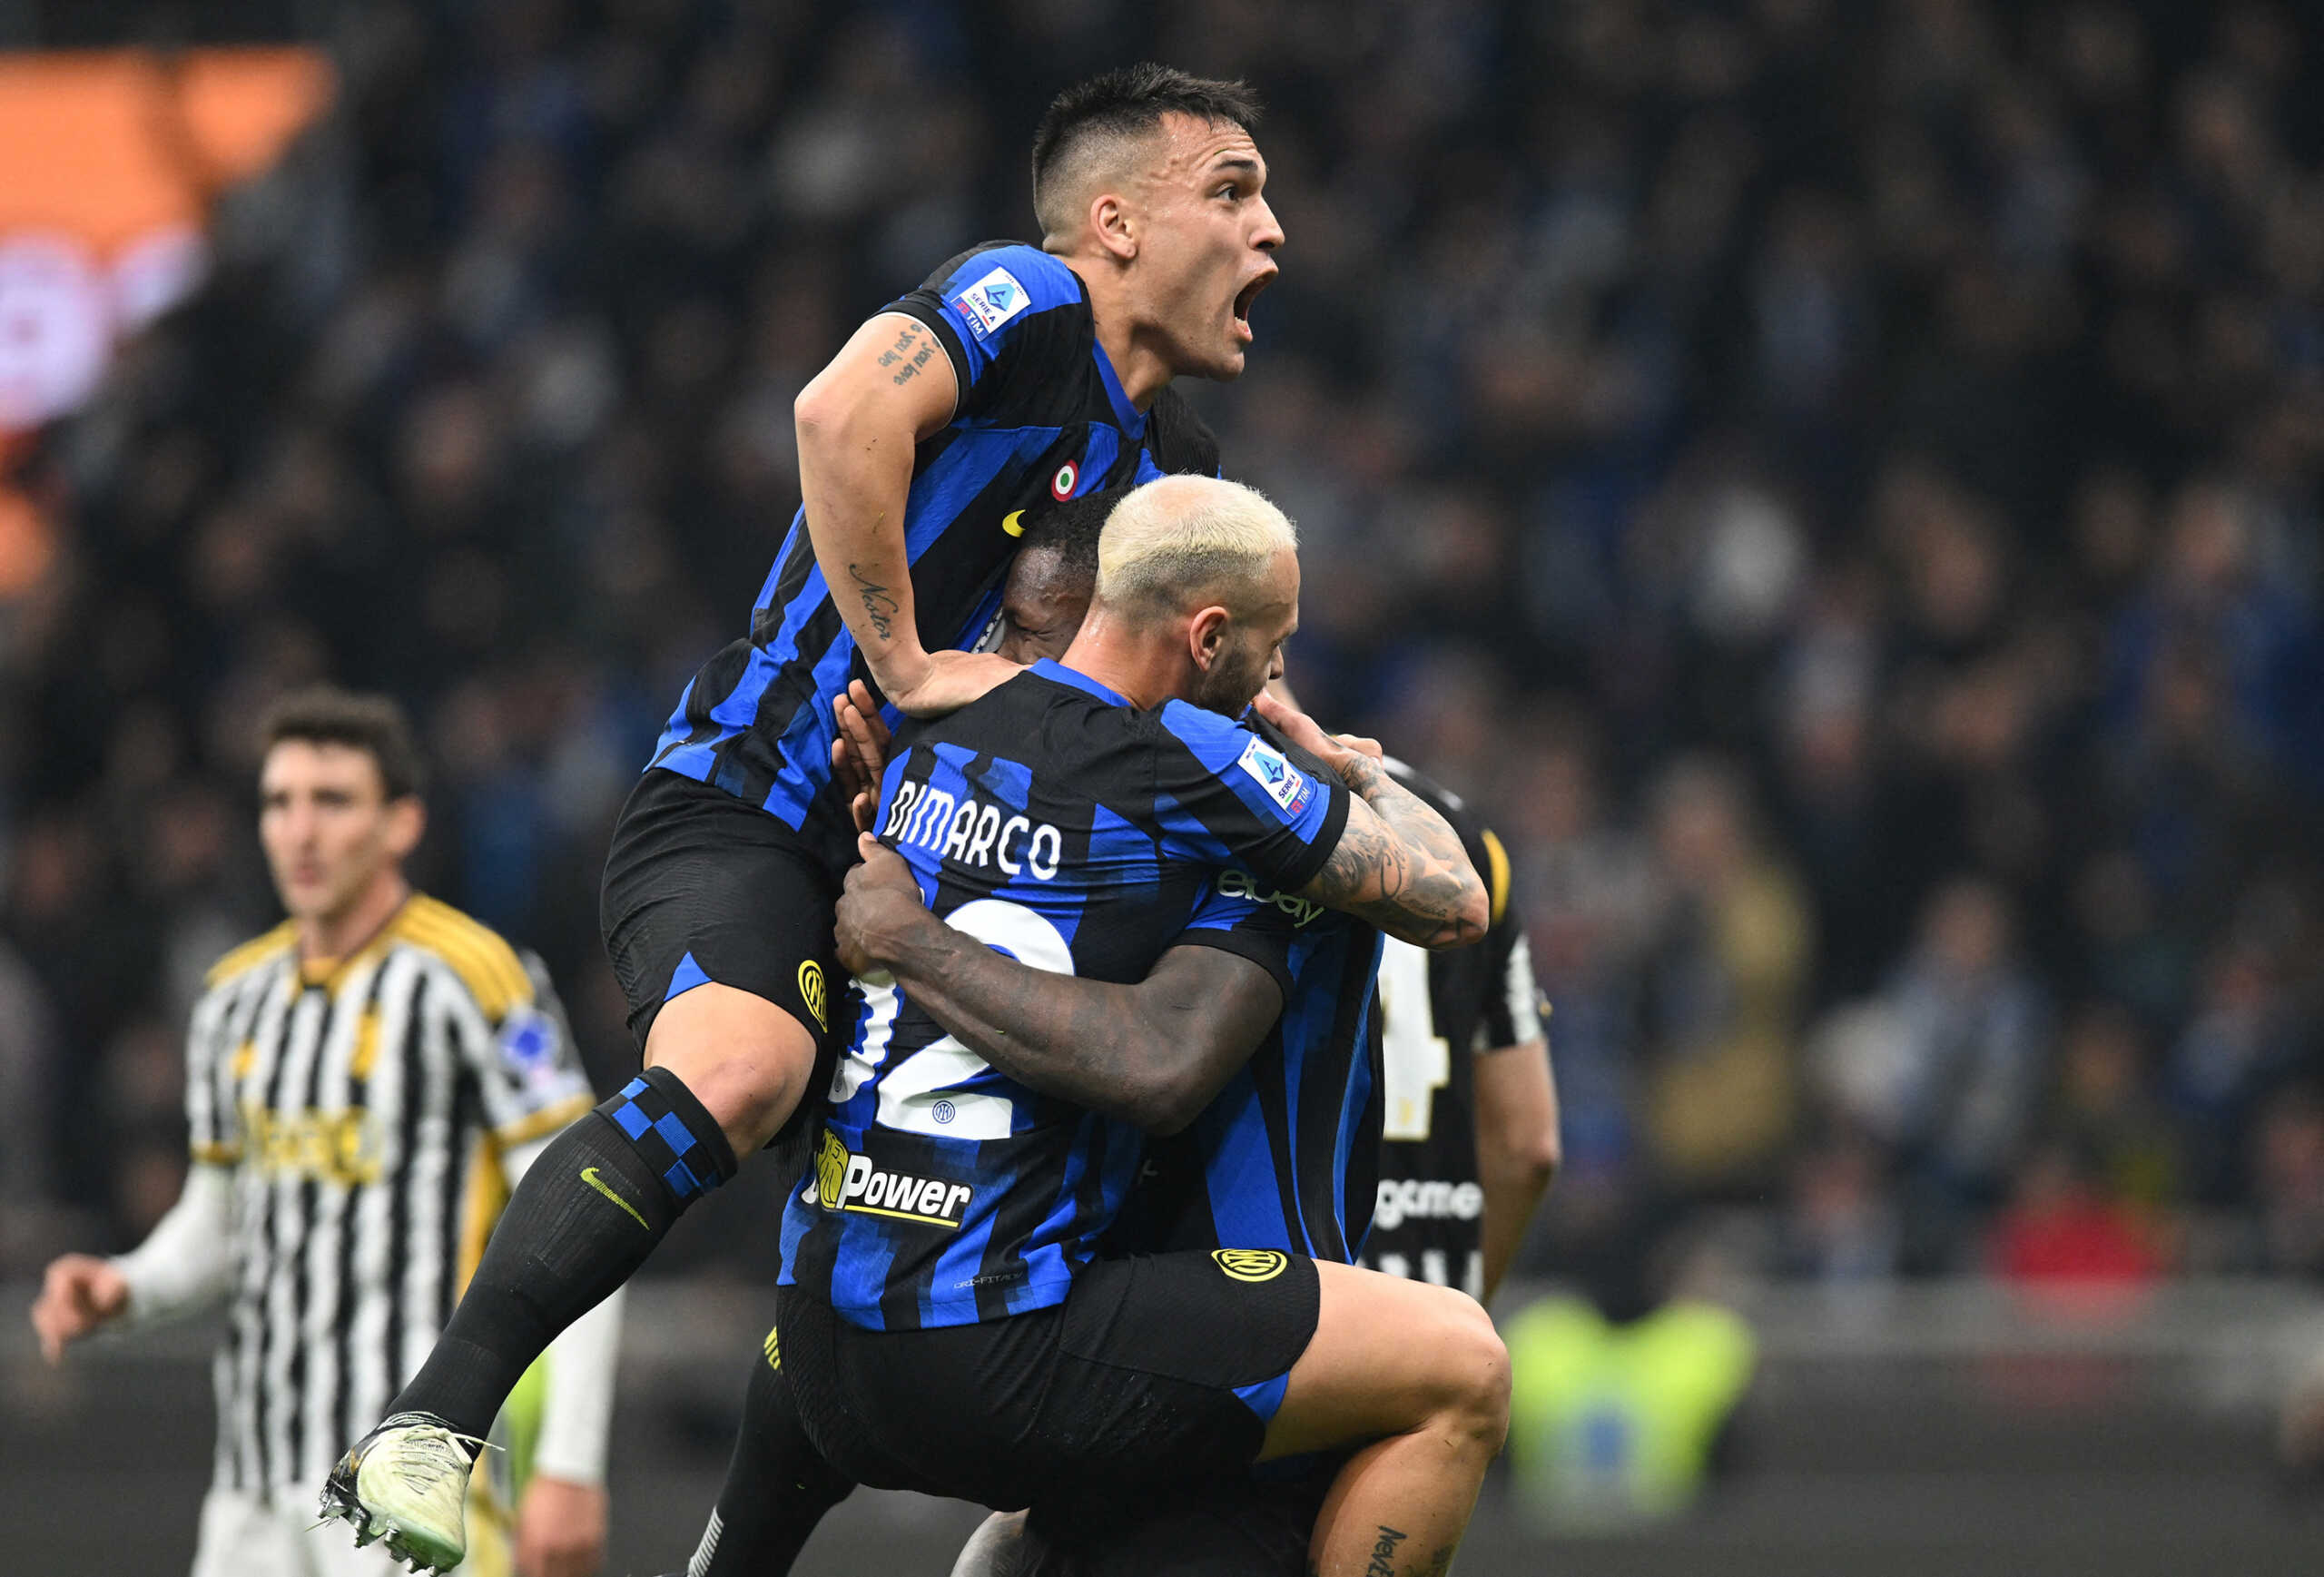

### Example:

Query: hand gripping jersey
xmin=649 ymin=242 xmax=1221 ymax=875
xmin=1364 ymin=762 xmax=1548 ymax=1296
xmin=778 ymin=659 xmax=1349 ymax=1330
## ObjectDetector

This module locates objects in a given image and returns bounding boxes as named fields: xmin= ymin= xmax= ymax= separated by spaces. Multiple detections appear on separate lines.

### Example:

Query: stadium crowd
xmin=4 ymin=0 xmax=2322 ymax=1298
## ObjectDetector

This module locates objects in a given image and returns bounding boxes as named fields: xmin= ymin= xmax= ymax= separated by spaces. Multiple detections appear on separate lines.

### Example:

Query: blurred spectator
xmin=2050 ymin=1000 xmax=2181 ymax=1217
xmin=1988 ymin=1140 xmax=2164 ymax=1293
xmin=1812 ymin=878 xmax=2050 ymax=1264
xmin=2249 ymin=1086 xmax=2324 ymax=1278
xmin=1777 ymin=1129 xmax=1903 ymax=1284
xmin=1636 ymin=757 xmax=1811 ymax=1194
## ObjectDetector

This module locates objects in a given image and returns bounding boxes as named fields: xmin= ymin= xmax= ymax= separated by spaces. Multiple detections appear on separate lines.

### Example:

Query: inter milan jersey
xmin=1106 ymin=845 xmax=1390 ymax=1267
xmin=779 ymin=660 xmax=1351 ymax=1329
xmin=649 ymin=242 xmax=1220 ymax=875
xmin=1363 ymin=762 xmax=1548 ymax=1296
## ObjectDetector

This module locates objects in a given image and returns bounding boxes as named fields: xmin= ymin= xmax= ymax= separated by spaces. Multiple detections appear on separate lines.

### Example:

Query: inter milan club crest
xmin=797 ymin=959 xmax=829 ymax=1031
xmin=1212 ymin=1247 xmax=1289 ymax=1283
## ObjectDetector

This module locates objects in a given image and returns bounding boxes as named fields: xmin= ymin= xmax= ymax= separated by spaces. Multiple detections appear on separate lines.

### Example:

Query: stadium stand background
xmin=6 ymin=2 xmax=2324 ymax=1572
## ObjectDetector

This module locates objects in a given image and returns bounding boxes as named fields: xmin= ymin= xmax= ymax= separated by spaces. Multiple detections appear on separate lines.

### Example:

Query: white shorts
xmin=189 ymin=1484 xmax=511 ymax=1577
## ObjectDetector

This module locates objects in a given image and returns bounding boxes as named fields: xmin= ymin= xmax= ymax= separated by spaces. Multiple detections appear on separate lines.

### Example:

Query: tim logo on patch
xmin=953 ymin=265 xmax=1031 ymax=340
xmin=1236 ymin=735 xmax=1315 ymax=817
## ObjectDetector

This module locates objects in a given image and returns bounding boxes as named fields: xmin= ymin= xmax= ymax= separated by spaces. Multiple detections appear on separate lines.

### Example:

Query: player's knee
xmin=645 ymin=986 xmax=819 ymax=1151
xmin=1413 ymin=1288 xmax=1510 ymax=1455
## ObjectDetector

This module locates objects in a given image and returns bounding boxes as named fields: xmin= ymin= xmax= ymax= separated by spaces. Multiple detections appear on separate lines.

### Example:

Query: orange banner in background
xmin=0 ymin=46 xmax=334 ymax=596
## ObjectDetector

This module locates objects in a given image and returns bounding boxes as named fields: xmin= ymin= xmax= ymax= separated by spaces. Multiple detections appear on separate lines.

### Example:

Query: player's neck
xmin=1062 ymin=257 xmax=1169 ymax=409
xmin=297 ymin=872 xmax=412 ymax=968
xmin=1060 ymin=613 xmax=1187 ymax=711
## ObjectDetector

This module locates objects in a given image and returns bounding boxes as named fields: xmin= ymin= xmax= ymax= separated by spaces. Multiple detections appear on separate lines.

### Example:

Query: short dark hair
xmin=259 ymin=686 xmax=427 ymax=803
xmin=1031 ymin=64 xmax=1263 ymax=236
xmin=1015 ymin=488 xmax=1113 ymax=593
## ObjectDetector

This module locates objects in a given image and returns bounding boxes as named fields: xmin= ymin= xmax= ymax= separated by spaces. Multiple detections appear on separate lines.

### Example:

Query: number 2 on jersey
xmin=1377 ymin=937 xmax=1450 ymax=1140
xmin=832 ymin=899 xmax=1077 ymax=1140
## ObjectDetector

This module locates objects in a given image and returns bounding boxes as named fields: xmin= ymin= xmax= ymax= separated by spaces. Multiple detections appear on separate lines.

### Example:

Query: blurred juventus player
xmin=30 ymin=690 xmax=622 ymax=1577
xmin=1365 ymin=766 xmax=1557 ymax=1306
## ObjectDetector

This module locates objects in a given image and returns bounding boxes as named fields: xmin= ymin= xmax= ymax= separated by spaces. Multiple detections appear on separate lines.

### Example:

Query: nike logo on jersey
xmin=581 ymin=1167 xmax=647 ymax=1228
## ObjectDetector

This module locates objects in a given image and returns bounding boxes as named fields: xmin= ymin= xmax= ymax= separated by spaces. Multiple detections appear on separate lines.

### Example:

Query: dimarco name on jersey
xmin=883 ymin=779 xmax=1067 ymax=882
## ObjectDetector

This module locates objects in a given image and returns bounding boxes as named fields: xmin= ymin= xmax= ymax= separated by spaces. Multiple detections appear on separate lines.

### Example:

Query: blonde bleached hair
xmin=1092 ymin=476 xmax=1298 ymax=617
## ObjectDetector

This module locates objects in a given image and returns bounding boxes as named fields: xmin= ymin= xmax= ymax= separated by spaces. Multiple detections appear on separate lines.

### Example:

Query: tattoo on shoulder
xmin=849 ymin=562 xmax=901 ymax=642
xmin=875 ymin=320 xmax=938 ymax=387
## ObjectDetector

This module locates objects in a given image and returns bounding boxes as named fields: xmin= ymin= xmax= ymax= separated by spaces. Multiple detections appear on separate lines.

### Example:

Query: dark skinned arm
xmin=837 ymin=836 xmax=1285 ymax=1135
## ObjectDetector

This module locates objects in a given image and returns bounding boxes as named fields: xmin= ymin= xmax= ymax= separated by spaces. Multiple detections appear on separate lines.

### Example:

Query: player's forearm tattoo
xmin=1364 ymin=1526 xmax=1407 ymax=1577
xmin=1307 ymin=754 xmax=1486 ymax=948
xmin=874 ymin=320 xmax=938 ymax=387
xmin=848 ymin=562 xmax=900 ymax=642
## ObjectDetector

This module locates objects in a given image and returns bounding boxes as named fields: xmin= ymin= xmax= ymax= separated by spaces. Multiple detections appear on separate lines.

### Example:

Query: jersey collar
xmin=1030 ymin=657 xmax=1131 ymax=706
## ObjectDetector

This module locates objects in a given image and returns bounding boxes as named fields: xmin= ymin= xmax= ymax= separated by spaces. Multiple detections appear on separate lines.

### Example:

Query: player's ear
xmin=1187 ymin=604 xmax=1231 ymax=670
xmin=384 ymin=795 xmax=427 ymax=861
xmin=1090 ymin=190 xmax=1137 ymax=261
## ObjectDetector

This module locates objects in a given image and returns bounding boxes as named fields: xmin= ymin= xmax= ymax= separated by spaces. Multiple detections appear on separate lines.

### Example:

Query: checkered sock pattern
xmin=604 ymin=1066 xmax=740 ymax=1204
xmin=380 ymin=1066 xmax=737 ymax=1441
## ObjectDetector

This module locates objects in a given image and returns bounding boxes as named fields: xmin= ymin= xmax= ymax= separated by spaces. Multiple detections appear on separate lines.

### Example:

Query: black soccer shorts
xmin=777 ymin=1248 xmax=1323 ymax=1513
xmin=600 ymin=766 xmax=844 ymax=1060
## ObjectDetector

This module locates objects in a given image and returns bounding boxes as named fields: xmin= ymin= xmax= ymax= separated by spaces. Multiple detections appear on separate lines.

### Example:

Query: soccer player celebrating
xmin=676 ymin=477 xmax=1501 ymax=1577
xmin=31 ymin=690 xmax=620 ymax=1577
xmin=835 ymin=488 xmax=1562 ymax=1576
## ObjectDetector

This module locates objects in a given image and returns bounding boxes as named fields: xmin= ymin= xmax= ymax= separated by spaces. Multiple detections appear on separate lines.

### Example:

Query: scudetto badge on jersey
xmin=814 ymin=1129 xmax=974 ymax=1229
xmin=953 ymin=265 xmax=1030 ymax=340
xmin=1236 ymin=735 xmax=1315 ymax=817
xmin=497 ymin=1006 xmax=564 ymax=1094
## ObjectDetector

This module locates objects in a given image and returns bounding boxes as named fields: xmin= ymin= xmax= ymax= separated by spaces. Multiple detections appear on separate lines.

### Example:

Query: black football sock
xmin=381 ymin=1066 xmax=738 ymax=1444
xmin=684 ymin=1336 xmax=854 ymax=1576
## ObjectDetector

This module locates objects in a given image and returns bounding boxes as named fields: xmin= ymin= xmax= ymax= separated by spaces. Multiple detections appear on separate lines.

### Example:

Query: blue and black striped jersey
xmin=1105 ymin=901 xmax=1387 ymax=1269
xmin=778 ymin=659 xmax=1349 ymax=1330
xmin=648 ymin=242 xmax=1221 ymax=874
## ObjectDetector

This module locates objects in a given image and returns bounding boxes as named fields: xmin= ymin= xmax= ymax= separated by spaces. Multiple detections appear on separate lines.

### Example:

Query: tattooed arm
xmin=794 ymin=312 xmax=1017 ymax=716
xmin=1251 ymin=695 xmax=1489 ymax=950
xmin=836 ymin=837 xmax=1284 ymax=1134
